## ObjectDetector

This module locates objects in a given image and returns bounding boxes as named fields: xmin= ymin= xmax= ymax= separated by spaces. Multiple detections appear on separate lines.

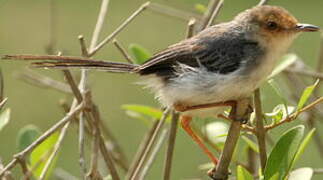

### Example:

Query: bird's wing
xmin=135 ymin=28 xmax=262 ymax=79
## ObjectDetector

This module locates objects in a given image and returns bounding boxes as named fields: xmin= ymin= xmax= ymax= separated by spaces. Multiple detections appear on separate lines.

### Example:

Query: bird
xmin=18 ymin=5 xmax=320 ymax=167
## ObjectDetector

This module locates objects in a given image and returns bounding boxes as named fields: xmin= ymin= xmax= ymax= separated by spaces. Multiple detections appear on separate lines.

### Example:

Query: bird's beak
xmin=295 ymin=23 xmax=320 ymax=32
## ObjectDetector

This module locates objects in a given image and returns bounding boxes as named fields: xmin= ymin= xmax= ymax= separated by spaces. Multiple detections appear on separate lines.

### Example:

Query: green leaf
xmin=237 ymin=165 xmax=254 ymax=180
xmin=122 ymin=104 xmax=162 ymax=119
xmin=0 ymin=108 xmax=10 ymax=131
xmin=30 ymin=132 xmax=59 ymax=179
xmin=297 ymin=80 xmax=319 ymax=111
xmin=195 ymin=3 xmax=207 ymax=13
xmin=128 ymin=44 xmax=152 ymax=64
xmin=122 ymin=104 xmax=171 ymax=123
xmin=288 ymin=168 xmax=313 ymax=180
xmin=241 ymin=136 xmax=259 ymax=153
xmin=290 ymin=129 xmax=315 ymax=170
xmin=264 ymin=125 xmax=304 ymax=180
xmin=17 ymin=125 xmax=41 ymax=152
xmin=268 ymin=54 xmax=298 ymax=79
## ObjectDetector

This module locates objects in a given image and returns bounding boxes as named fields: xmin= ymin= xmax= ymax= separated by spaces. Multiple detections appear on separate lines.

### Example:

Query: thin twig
xmin=139 ymin=128 xmax=169 ymax=180
xmin=0 ymin=102 xmax=84 ymax=178
xmin=126 ymin=120 xmax=160 ymax=179
xmin=17 ymin=158 xmax=30 ymax=180
xmin=15 ymin=69 xmax=72 ymax=94
xmin=98 ymin=135 xmax=120 ymax=180
xmin=90 ymin=0 xmax=110 ymax=51
xmin=284 ymin=68 xmax=323 ymax=80
xmin=62 ymin=70 xmax=83 ymax=102
xmin=258 ymin=0 xmax=270 ymax=6
xmin=200 ymin=0 xmax=219 ymax=30
xmin=186 ymin=18 xmax=196 ymax=39
xmin=78 ymin=35 xmax=89 ymax=57
xmin=211 ymin=99 xmax=251 ymax=180
xmin=148 ymin=2 xmax=201 ymax=21
xmin=113 ymin=39 xmax=134 ymax=64
xmin=130 ymin=109 xmax=170 ymax=180
xmin=89 ymin=2 xmax=150 ymax=56
xmin=39 ymin=122 xmax=71 ymax=180
xmin=265 ymin=96 xmax=323 ymax=130
xmin=0 ymin=98 xmax=8 ymax=110
xmin=206 ymin=0 xmax=224 ymax=28
xmin=0 ymin=68 xmax=4 ymax=102
xmin=78 ymin=114 xmax=87 ymax=178
xmin=163 ymin=111 xmax=179 ymax=180
xmin=254 ymin=89 xmax=267 ymax=171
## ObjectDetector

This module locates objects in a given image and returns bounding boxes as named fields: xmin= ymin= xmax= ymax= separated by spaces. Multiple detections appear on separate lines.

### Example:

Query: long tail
xmin=2 ymin=55 xmax=139 ymax=73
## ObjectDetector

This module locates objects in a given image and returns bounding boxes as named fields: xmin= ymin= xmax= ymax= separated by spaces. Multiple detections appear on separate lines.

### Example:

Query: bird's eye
xmin=266 ymin=21 xmax=278 ymax=30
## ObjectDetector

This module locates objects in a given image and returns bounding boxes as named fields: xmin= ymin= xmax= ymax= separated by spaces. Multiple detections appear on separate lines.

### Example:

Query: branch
xmin=284 ymin=68 xmax=323 ymax=80
xmin=113 ymin=39 xmax=134 ymax=64
xmin=15 ymin=69 xmax=72 ymax=94
xmin=126 ymin=119 xmax=160 ymax=179
xmin=89 ymin=0 xmax=110 ymax=51
xmin=206 ymin=0 xmax=224 ymax=28
xmin=186 ymin=18 xmax=196 ymax=39
xmin=147 ymin=2 xmax=201 ymax=21
xmin=254 ymin=89 xmax=267 ymax=171
xmin=163 ymin=111 xmax=179 ymax=180
xmin=89 ymin=2 xmax=150 ymax=56
xmin=258 ymin=0 xmax=270 ymax=6
xmin=138 ymin=128 xmax=168 ymax=180
xmin=200 ymin=0 xmax=220 ymax=30
xmin=130 ymin=109 xmax=170 ymax=180
xmin=210 ymin=99 xmax=251 ymax=180
xmin=39 ymin=122 xmax=71 ymax=180
xmin=265 ymin=96 xmax=323 ymax=130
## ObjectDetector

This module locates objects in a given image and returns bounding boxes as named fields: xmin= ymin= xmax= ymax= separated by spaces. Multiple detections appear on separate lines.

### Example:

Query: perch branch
xmin=210 ymin=99 xmax=251 ymax=180
xmin=163 ymin=112 xmax=180 ymax=180
xmin=254 ymin=89 xmax=267 ymax=171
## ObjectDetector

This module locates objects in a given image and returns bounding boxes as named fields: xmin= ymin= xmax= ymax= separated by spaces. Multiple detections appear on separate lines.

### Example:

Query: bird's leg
xmin=174 ymin=100 xmax=237 ymax=112
xmin=180 ymin=115 xmax=219 ymax=165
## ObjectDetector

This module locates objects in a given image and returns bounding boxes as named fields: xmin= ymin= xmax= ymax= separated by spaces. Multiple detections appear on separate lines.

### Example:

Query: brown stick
xmin=254 ymin=89 xmax=267 ymax=171
xmin=89 ymin=2 xmax=150 ymax=56
xmin=113 ymin=39 xmax=134 ymax=64
xmin=130 ymin=109 xmax=170 ymax=180
xmin=163 ymin=111 xmax=179 ymax=180
xmin=206 ymin=0 xmax=224 ymax=28
xmin=126 ymin=120 xmax=160 ymax=179
xmin=211 ymin=99 xmax=251 ymax=180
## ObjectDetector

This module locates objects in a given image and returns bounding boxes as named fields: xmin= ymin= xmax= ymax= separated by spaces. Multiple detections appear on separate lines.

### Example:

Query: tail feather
xmin=32 ymin=59 xmax=138 ymax=73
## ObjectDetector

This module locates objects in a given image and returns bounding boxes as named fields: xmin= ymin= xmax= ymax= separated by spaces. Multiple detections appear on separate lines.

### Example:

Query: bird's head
xmin=234 ymin=5 xmax=319 ymax=46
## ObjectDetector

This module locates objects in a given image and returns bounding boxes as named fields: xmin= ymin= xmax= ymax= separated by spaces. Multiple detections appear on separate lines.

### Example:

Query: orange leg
xmin=181 ymin=115 xmax=219 ymax=165
xmin=174 ymin=100 xmax=237 ymax=112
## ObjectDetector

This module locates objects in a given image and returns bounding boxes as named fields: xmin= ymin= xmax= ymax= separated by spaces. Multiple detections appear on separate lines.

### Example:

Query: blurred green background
xmin=0 ymin=0 xmax=322 ymax=179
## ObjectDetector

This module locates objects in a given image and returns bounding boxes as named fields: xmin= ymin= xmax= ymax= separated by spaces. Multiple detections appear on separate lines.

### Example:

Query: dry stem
xmin=254 ymin=89 xmax=267 ymax=171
